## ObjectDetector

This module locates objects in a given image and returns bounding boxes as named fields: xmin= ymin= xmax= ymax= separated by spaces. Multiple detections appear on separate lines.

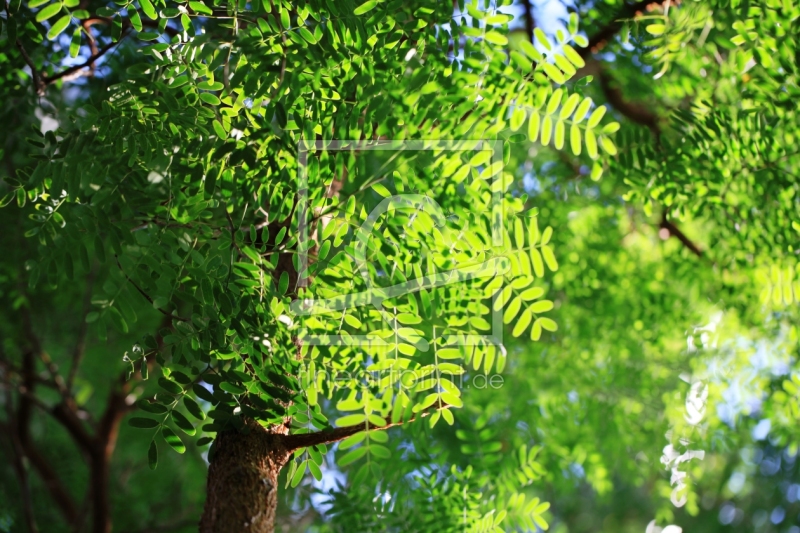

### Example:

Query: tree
xmin=2 ymin=0 xmax=800 ymax=532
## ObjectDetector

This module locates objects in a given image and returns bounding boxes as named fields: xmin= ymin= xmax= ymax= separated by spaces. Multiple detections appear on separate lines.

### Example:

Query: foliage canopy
xmin=2 ymin=0 xmax=800 ymax=532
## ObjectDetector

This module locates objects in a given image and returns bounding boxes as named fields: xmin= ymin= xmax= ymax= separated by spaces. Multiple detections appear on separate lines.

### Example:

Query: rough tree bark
xmin=199 ymin=422 xmax=292 ymax=533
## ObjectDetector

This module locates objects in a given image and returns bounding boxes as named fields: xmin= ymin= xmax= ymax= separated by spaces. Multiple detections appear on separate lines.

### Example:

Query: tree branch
xmin=115 ymin=257 xmax=188 ymax=322
xmin=4 ymin=341 xmax=81 ymax=526
xmin=580 ymin=0 xmax=669 ymax=58
xmin=2 ymin=396 xmax=39 ymax=533
xmin=520 ymin=0 xmax=535 ymax=42
xmin=15 ymin=40 xmax=45 ymax=95
xmin=282 ymin=403 xmax=450 ymax=451
xmin=67 ymin=269 xmax=96 ymax=391
xmin=598 ymin=67 xmax=660 ymax=133
xmin=43 ymin=39 xmax=122 ymax=85
xmin=660 ymin=212 xmax=703 ymax=258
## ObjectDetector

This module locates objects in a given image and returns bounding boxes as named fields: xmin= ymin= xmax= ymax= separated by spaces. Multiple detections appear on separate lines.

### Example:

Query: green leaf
xmin=530 ymin=300 xmax=554 ymax=313
xmin=585 ymin=129 xmax=598 ymax=159
xmin=184 ymin=396 xmax=206 ymax=420
xmin=139 ymin=0 xmax=156 ymax=18
xmin=308 ymin=460 xmax=323 ymax=481
xmin=136 ymin=399 xmax=167 ymax=414
xmin=339 ymin=446 xmax=367 ymax=467
xmin=562 ymin=44 xmax=586 ymax=68
xmin=570 ymin=124 xmax=581 ymax=156
xmin=172 ymin=410 xmax=196 ymax=436
xmin=198 ymin=80 xmax=224 ymax=91
xmin=438 ymin=348 xmax=462 ymax=360
xmin=530 ymin=249 xmax=545 ymax=277
xmin=590 ymin=161 xmax=603 ymax=181
xmin=129 ymin=9 xmax=142 ymax=31
xmin=539 ymin=317 xmax=558 ymax=331
xmin=519 ymin=39 xmax=543 ymax=61
xmin=554 ymin=120 xmax=565 ymax=150
xmin=199 ymin=93 xmax=221 ymax=105
xmin=370 ymin=444 xmax=391 ymax=459
xmin=542 ymin=63 xmax=566 ymax=84
xmin=204 ymin=168 xmax=218 ymax=196
xmin=212 ymin=120 xmax=227 ymax=139
xmin=189 ymin=0 xmax=213 ymax=15
xmin=600 ymin=136 xmax=618 ymax=156
xmin=573 ymin=97 xmax=592 ymax=122
xmin=278 ymin=271 xmax=289 ymax=295
xmin=534 ymin=28 xmax=551 ymax=50
xmin=219 ymin=382 xmax=246 ymax=394
xmin=484 ymin=31 xmax=508 ymax=46
xmin=512 ymin=309 xmax=533 ymax=337
xmin=148 ymin=439 xmax=158 ymax=470
xmin=289 ymin=460 xmax=307 ymax=487
xmin=503 ymin=296 xmax=521 ymax=324
xmin=372 ymin=183 xmax=391 ymax=197
xmin=107 ymin=308 xmax=128 ymax=333
xmin=559 ymin=94 xmax=580 ymax=120
xmin=161 ymin=427 xmax=186 ymax=454
xmin=528 ymin=112 xmax=540 ymax=142
xmin=129 ymin=417 xmax=159 ymax=428
xmin=158 ymin=377 xmax=183 ymax=395
xmin=646 ymin=24 xmax=666 ymax=35
xmin=47 ymin=14 xmax=71 ymax=39
xmin=531 ymin=319 xmax=542 ymax=341
xmin=540 ymin=116 xmax=553 ymax=146
xmin=542 ymin=245 xmax=558 ymax=271
xmin=36 ymin=3 xmax=62 ymax=22
xmin=353 ymin=0 xmax=378 ymax=16
xmin=298 ymin=26 xmax=317 ymax=44
xmin=69 ymin=26 xmax=82 ymax=57
xmin=587 ymin=106 xmax=607 ymax=129
xmin=336 ymin=413 xmax=366 ymax=426
xmin=441 ymin=408 xmax=454 ymax=425
xmin=340 ymin=432 xmax=367 ymax=449
xmin=137 ymin=31 xmax=160 ymax=40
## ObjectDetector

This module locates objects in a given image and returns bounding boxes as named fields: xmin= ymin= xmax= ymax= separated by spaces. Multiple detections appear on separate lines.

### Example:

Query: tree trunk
xmin=199 ymin=421 xmax=291 ymax=533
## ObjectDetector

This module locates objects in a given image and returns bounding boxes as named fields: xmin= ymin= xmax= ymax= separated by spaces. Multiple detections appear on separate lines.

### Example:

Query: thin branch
xmin=115 ymin=257 xmax=188 ymax=322
xmin=3 ymin=342 xmax=80 ymax=525
xmin=282 ymin=403 xmax=450 ymax=451
xmin=43 ymin=39 xmax=122 ymax=85
xmin=50 ymin=401 xmax=97 ymax=452
xmin=80 ymin=15 xmax=180 ymax=38
xmin=580 ymin=0 xmax=669 ymax=58
xmin=520 ymin=0 xmax=535 ymax=42
xmin=598 ymin=66 xmax=660 ymax=133
xmin=2 ymin=393 xmax=39 ymax=533
xmin=67 ymin=269 xmax=97 ymax=391
xmin=15 ymin=40 xmax=45 ymax=94
xmin=660 ymin=212 xmax=703 ymax=258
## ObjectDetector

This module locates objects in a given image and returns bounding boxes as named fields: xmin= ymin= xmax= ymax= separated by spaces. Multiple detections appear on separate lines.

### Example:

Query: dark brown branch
xmin=15 ymin=40 xmax=45 ymax=95
xmin=580 ymin=0 xmax=669 ymax=58
xmin=598 ymin=68 xmax=660 ymax=133
xmin=2 ymin=395 xmax=39 ymax=533
xmin=520 ymin=0 xmax=536 ymax=42
xmin=283 ymin=403 xmax=449 ymax=451
xmin=3 ymin=336 xmax=77 ymax=524
xmin=80 ymin=15 xmax=180 ymax=38
xmin=67 ymin=269 xmax=96 ymax=391
xmin=43 ymin=39 xmax=122 ymax=85
xmin=115 ymin=257 xmax=188 ymax=321
xmin=660 ymin=212 xmax=703 ymax=257
xmin=23 ymin=435 xmax=80 ymax=524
